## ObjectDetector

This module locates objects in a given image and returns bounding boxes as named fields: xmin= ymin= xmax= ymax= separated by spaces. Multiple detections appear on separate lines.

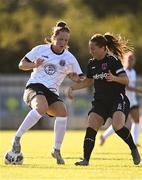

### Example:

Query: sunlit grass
xmin=0 ymin=130 xmax=142 ymax=180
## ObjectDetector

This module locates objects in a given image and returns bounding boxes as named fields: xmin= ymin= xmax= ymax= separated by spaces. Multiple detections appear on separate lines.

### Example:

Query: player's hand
xmin=106 ymin=70 xmax=116 ymax=82
xmin=34 ymin=58 xmax=44 ymax=68
xmin=68 ymin=73 xmax=85 ymax=83
xmin=65 ymin=87 xmax=74 ymax=100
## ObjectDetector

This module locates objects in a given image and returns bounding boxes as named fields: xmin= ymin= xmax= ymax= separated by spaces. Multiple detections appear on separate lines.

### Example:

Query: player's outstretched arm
xmin=68 ymin=73 xmax=85 ymax=83
xmin=65 ymin=78 xmax=93 ymax=99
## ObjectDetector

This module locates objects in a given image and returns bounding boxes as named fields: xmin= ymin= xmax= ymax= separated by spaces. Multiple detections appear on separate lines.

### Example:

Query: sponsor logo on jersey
xmin=123 ymin=101 xmax=126 ymax=109
xmin=59 ymin=60 xmax=66 ymax=66
xmin=92 ymin=66 xmax=96 ymax=69
xmin=117 ymin=103 xmax=122 ymax=110
xmin=44 ymin=64 xmax=56 ymax=75
xmin=93 ymin=72 xmax=107 ymax=80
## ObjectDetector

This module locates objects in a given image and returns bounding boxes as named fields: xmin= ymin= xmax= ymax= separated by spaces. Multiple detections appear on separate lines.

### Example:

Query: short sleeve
xmin=66 ymin=54 xmax=83 ymax=75
xmin=110 ymin=56 xmax=125 ymax=75
xmin=25 ymin=45 xmax=41 ymax=62
xmin=72 ymin=58 xmax=83 ymax=75
xmin=86 ymin=62 xmax=93 ymax=78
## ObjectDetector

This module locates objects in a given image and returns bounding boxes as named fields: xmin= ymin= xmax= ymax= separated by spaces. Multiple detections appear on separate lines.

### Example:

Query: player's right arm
xmin=18 ymin=57 xmax=44 ymax=71
xmin=19 ymin=45 xmax=44 ymax=71
xmin=66 ymin=78 xmax=93 ymax=99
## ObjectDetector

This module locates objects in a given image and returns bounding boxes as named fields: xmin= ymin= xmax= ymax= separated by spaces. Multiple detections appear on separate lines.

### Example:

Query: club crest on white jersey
xmin=44 ymin=64 xmax=56 ymax=75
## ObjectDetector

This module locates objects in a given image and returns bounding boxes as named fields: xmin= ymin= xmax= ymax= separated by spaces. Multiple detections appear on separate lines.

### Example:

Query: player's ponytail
xmin=104 ymin=33 xmax=133 ymax=59
xmin=90 ymin=33 xmax=132 ymax=60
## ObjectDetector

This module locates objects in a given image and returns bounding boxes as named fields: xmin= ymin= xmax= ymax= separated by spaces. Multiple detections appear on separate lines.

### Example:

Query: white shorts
xmin=129 ymin=96 xmax=139 ymax=109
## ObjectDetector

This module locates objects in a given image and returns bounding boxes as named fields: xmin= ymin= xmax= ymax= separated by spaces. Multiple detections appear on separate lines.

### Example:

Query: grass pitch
xmin=0 ymin=130 xmax=142 ymax=180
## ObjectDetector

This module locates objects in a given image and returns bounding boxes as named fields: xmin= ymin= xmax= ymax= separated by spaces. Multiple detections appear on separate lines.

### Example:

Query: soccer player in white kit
xmin=6 ymin=21 xmax=83 ymax=165
xmin=99 ymin=52 xmax=142 ymax=146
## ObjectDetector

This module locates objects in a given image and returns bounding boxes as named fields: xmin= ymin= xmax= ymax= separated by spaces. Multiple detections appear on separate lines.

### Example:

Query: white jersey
xmin=25 ymin=44 xmax=83 ymax=95
xmin=125 ymin=68 xmax=138 ymax=108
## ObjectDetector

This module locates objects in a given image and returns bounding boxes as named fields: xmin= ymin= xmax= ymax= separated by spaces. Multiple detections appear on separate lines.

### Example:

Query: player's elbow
xmin=18 ymin=62 xmax=24 ymax=70
xmin=18 ymin=59 xmax=26 ymax=70
xmin=125 ymin=77 xmax=129 ymax=85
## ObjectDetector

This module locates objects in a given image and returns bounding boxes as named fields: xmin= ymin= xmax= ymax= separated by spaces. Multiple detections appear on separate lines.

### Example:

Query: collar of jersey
xmin=50 ymin=45 xmax=65 ymax=55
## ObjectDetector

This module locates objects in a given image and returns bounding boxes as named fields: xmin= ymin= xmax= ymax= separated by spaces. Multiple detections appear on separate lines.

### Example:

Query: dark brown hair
xmin=45 ymin=21 xmax=70 ymax=43
xmin=90 ymin=33 xmax=133 ymax=59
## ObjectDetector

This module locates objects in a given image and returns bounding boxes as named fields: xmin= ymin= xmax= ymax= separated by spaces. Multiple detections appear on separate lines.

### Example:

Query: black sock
xmin=83 ymin=127 xmax=97 ymax=162
xmin=115 ymin=126 xmax=136 ymax=150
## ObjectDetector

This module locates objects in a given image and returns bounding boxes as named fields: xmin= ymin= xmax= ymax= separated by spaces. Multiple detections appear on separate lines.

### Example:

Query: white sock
xmin=15 ymin=109 xmax=42 ymax=137
xmin=102 ymin=125 xmax=115 ymax=139
xmin=53 ymin=117 xmax=67 ymax=150
xmin=131 ymin=122 xmax=140 ymax=145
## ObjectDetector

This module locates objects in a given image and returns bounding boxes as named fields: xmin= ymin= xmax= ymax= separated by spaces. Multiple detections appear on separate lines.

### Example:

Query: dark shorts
xmin=23 ymin=83 xmax=63 ymax=107
xmin=88 ymin=93 xmax=130 ymax=123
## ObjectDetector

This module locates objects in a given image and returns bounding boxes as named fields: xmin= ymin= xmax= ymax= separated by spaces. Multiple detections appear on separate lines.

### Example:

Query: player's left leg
xmin=51 ymin=116 xmax=67 ymax=165
xmin=47 ymin=101 xmax=68 ymax=165
xmin=113 ymin=111 xmax=141 ymax=165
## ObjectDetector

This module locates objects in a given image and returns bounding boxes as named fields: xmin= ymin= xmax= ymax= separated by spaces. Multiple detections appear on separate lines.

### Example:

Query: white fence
xmin=0 ymin=75 xmax=92 ymax=130
xmin=0 ymin=75 xmax=142 ymax=130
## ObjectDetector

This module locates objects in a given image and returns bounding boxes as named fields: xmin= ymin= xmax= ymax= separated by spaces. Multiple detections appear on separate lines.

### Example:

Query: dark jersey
xmin=87 ymin=54 xmax=126 ymax=100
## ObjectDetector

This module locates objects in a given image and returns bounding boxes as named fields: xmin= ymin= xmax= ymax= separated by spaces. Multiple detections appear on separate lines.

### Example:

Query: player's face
xmin=127 ymin=55 xmax=135 ymax=68
xmin=89 ymin=41 xmax=106 ymax=60
xmin=52 ymin=31 xmax=70 ymax=53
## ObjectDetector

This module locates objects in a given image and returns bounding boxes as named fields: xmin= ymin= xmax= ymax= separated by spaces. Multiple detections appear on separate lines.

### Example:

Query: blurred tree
xmin=82 ymin=0 xmax=142 ymax=17
xmin=0 ymin=0 xmax=142 ymax=74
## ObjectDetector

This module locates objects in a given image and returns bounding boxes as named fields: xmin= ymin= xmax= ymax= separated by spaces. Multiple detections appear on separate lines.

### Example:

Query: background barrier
xmin=0 ymin=75 xmax=142 ymax=130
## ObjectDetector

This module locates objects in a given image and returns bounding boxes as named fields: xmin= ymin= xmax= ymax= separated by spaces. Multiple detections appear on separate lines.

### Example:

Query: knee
xmin=87 ymin=121 xmax=99 ymax=132
xmin=112 ymin=121 xmax=124 ymax=131
xmin=58 ymin=109 xmax=68 ymax=117
xmin=35 ymin=105 xmax=48 ymax=116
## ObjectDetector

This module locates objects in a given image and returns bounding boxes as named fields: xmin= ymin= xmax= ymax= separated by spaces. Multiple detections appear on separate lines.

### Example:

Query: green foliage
xmin=82 ymin=0 xmax=142 ymax=17
xmin=0 ymin=0 xmax=142 ymax=74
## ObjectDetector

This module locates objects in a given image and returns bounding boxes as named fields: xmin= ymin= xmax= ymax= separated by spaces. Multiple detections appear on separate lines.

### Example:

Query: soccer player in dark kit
xmin=66 ymin=33 xmax=141 ymax=166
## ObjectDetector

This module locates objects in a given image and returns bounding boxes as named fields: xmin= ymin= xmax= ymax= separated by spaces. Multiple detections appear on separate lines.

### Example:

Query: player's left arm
xmin=126 ymin=86 xmax=142 ymax=94
xmin=106 ymin=57 xmax=129 ymax=85
xmin=106 ymin=71 xmax=129 ymax=85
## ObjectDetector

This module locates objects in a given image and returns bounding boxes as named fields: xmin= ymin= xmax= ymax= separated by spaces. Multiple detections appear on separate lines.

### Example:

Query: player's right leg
xmin=75 ymin=112 xmax=104 ymax=166
xmin=12 ymin=95 xmax=48 ymax=154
